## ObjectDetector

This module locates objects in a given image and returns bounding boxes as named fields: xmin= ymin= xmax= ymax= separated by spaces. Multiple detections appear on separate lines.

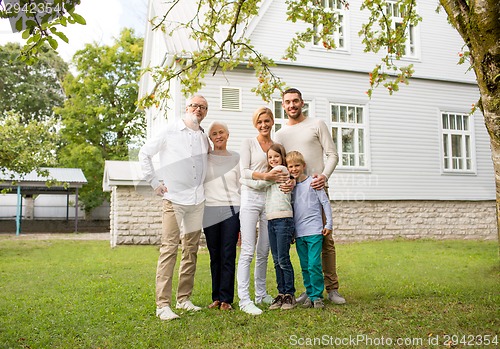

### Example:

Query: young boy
xmin=286 ymin=151 xmax=333 ymax=309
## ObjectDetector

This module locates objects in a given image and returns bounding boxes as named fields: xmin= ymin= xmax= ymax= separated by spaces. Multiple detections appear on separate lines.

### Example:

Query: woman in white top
xmin=203 ymin=121 xmax=241 ymax=311
xmin=237 ymin=107 xmax=289 ymax=315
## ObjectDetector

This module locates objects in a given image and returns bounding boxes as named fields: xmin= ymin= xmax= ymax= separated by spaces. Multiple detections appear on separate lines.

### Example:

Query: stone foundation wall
xmin=110 ymin=185 xmax=163 ymax=247
xmin=110 ymin=185 xmax=497 ymax=246
xmin=332 ymin=200 xmax=496 ymax=241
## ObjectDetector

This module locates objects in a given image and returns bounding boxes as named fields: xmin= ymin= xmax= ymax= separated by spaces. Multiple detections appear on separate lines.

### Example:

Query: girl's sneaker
xmin=281 ymin=294 xmax=296 ymax=310
xmin=269 ymin=294 xmax=284 ymax=310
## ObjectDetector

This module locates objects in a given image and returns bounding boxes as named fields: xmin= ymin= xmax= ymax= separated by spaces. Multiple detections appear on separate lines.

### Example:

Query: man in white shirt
xmin=139 ymin=95 xmax=210 ymax=320
xmin=274 ymin=88 xmax=346 ymax=305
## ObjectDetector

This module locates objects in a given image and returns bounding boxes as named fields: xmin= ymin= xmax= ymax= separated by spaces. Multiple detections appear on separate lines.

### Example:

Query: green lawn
xmin=0 ymin=237 xmax=498 ymax=349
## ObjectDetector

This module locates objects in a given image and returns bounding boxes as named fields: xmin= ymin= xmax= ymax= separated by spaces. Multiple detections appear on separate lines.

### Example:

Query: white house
xmin=105 ymin=0 xmax=496 ymax=245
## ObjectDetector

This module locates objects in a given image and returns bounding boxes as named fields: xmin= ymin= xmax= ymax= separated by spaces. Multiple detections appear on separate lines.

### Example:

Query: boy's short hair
xmin=286 ymin=151 xmax=306 ymax=166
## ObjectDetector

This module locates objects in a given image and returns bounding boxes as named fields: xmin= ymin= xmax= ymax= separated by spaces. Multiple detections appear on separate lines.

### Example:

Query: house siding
xmin=192 ymin=65 xmax=494 ymax=201
xmin=249 ymin=0 xmax=474 ymax=84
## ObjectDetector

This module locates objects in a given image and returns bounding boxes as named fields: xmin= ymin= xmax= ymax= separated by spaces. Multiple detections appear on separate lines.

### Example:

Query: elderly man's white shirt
xmin=139 ymin=118 xmax=209 ymax=205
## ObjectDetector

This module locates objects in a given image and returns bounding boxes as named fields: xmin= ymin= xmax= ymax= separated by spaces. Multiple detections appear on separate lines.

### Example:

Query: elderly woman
xmin=203 ymin=121 xmax=241 ymax=311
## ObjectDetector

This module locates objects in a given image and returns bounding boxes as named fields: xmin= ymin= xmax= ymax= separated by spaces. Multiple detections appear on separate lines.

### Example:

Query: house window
xmin=272 ymin=99 xmax=310 ymax=132
xmin=330 ymin=103 xmax=368 ymax=169
xmin=220 ymin=87 xmax=241 ymax=111
xmin=441 ymin=112 xmax=475 ymax=172
xmin=386 ymin=0 xmax=418 ymax=58
xmin=313 ymin=0 xmax=347 ymax=50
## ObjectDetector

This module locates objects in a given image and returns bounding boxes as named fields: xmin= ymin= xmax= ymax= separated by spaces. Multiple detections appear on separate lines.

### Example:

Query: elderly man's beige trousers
xmin=156 ymin=200 xmax=204 ymax=308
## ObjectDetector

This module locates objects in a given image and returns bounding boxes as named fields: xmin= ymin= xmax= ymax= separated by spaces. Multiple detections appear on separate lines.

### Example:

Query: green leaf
xmin=15 ymin=17 xmax=24 ymax=31
xmin=53 ymin=30 xmax=69 ymax=43
xmin=21 ymin=29 xmax=30 ymax=40
xmin=71 ymin=13 xmax=86 ymax=25
xmin=48 ymin=37 xmax=59 ymax=50
xmin=26 ymin=20 xmax=37 ymax=28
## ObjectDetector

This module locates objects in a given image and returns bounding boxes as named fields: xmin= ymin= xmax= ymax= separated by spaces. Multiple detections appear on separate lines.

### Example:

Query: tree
xmin=0 ymin=111 xmax=57 ymax=181
xmin=0 ymin=42 xmax=65 ymax=181
xmin=0 ymin=42 xmax=68 ymax=123
xmin=56 ymin=28 xmax=145 ymax=214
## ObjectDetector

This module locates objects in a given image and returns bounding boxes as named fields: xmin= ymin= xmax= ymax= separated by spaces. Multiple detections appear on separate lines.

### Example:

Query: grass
xmin=0 ymin=237 xmax=498 ymax=349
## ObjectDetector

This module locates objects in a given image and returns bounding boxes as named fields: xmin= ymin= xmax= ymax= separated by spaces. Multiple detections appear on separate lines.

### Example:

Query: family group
xmin=139 ymin=88 xmax=346 ymax=321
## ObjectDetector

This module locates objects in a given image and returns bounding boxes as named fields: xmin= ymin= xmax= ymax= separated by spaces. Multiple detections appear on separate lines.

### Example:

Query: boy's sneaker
xmin=327 ymin=290 xmax=346 ymax=305
xmin=269 ymin=294 xmax=284 ymax=310
xmin=302 ymin=297 xmax=313 ymax=308
xmin=240 ymin=302 xmax=263 ymax=315
xmin=256 ymin=294 xmax=273 ymax=305
xmin=156 ymin=306 xmax=180 ymax=321
xmin=296 ymin=292 xmax=308 ymax=304
xmin=176 ymin=300 xmax=202 ymax=312
xmin=281 ymin=294 xmax=296 ymax=310
xmin=313 ymin=298 xmax=325 ymax=309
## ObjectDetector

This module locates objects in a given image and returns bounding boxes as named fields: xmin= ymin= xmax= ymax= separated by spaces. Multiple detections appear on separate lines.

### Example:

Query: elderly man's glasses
xmin=188 ymin=103 xmax=208 ymax=111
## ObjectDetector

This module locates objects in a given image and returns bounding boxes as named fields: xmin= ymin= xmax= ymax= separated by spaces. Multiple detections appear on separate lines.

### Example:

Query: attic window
xmin=220 ymin=87 xmax=241 ymax=111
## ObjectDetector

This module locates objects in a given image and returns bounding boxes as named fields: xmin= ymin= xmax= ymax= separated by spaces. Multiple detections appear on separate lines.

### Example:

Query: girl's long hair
xmin=267 ymin=143 xmax=287 ymax=172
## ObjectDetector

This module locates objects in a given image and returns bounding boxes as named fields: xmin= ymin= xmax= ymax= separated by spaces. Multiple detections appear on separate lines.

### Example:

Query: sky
xmin=0 ymin=0 xmax=148 ymax=62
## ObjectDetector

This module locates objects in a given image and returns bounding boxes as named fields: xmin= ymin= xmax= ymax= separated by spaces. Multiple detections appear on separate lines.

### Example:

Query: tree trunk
xmin=440 ymin=0 xmax=500 ymax=247
xmin=476 ymin=59 xmax=500 ymax=250
xmin=484 ymin=107 xmax=500 ymax=246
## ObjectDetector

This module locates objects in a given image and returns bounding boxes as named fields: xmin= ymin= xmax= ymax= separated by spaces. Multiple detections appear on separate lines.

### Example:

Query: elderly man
xmin=139 ymin=95 xmax=210 ymax=320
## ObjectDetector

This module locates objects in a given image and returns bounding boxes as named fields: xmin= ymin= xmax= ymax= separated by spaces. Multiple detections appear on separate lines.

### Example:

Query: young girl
xmin=240 ymin=144 xmax=296 ymax=310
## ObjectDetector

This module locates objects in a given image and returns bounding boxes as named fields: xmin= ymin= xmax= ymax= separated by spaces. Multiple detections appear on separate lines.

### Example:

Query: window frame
xmin=329 ymin=102 xmax=370 ymax=171
xmin=311 ymin=0 xmax=350 ymax=52
xmin=386 ymin=0 xmax=420 ymax=60
xmin=439 ymin=111 xmax=477 ymax=174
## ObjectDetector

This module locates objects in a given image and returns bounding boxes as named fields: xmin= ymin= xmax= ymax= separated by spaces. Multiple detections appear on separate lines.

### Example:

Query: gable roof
xmin=156 ymin=0 xmax=273 ymax=55
xmin=103 ymin=160 xmax=150 ymax=191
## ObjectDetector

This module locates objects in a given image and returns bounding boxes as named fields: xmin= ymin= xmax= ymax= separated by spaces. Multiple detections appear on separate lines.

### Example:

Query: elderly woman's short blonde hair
xmin=252 ymin=107 xmax=274 ymax=127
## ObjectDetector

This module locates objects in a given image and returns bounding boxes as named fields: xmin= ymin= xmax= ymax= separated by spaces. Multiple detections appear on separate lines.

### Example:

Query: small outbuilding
xmin=0 ymin=167 xmax=87 ymax=235
xmin=103 ymin=160 xmax=162 ymax=247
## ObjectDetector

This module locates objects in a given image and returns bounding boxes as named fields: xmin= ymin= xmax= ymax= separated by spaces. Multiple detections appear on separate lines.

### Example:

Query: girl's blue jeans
xmin=268 ymin=217 xmax=296 ymax=295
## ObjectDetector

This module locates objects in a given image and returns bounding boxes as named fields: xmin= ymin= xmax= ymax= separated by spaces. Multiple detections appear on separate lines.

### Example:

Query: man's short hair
xmin=282 ymin=88 xmax=303 ymax=100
